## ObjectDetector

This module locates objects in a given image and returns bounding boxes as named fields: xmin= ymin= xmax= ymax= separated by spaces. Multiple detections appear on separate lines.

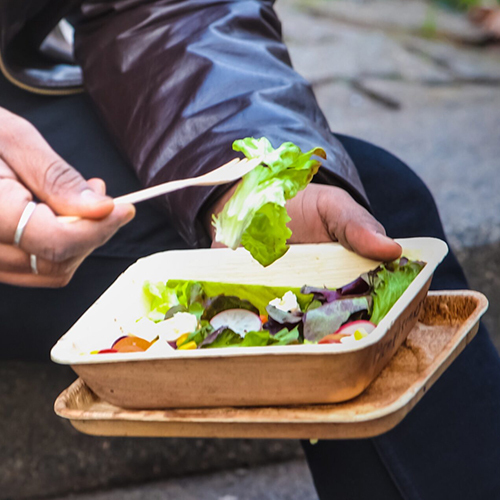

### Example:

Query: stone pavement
xmin=1 ymin=361 xmax=304 ymax=499
xmin=3 ymin=1 xmax=499 ymax=499
xmin=48 ymin=460 xmax=318 ymax=500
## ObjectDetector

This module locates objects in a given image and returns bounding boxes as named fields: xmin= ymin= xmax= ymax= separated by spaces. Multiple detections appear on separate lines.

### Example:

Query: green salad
xmin=91 ymin=138 xmax=425 ymax=355
xmin=93 ymin=258 xmax=424 ymax=354
xmin=212 ymin=137 xmax=326 ymax=267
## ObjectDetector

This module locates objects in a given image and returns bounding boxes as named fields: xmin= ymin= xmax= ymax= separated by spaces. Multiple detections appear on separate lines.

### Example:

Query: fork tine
xmin=203 ymin=157 xmax=243 ymax=177
xmin=199 ymin=156 xmax=262 ymax=182
xmin=233 ymin=157 xmax=261 ymax=178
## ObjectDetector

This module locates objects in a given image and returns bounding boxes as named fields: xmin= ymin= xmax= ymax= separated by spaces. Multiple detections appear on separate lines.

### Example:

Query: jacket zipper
xmin=0 ymin=49 xmax=83 ymax=96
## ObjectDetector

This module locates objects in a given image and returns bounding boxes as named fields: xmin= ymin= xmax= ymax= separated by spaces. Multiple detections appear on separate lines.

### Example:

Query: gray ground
xmin=3 ymin=1 xmax=500 ymax=499
xmin=48 ymin=461 xmax=318 ymax=500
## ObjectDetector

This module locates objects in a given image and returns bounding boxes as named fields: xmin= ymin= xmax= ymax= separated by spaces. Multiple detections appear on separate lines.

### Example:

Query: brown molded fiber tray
xmin=55 ymin=291 xmax=487 ymax=439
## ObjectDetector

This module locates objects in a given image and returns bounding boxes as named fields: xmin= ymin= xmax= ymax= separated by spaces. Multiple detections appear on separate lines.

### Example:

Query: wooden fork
xmin=58 ymin=157 xmax=261 ymax=223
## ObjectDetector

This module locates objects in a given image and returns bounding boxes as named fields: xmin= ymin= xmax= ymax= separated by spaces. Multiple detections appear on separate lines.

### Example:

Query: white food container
xmin=51 ymin=237 xmax=448 ymax=409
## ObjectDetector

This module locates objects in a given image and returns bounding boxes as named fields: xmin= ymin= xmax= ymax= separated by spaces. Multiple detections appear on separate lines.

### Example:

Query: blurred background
xmin=277 ymin=0 xmax=500 ymax=350
xmin=2 ymin=0 xmax=499 ymax=498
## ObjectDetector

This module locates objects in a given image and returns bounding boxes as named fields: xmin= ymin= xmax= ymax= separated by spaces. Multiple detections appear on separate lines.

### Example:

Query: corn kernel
xmin=354 ymin=328 xmax=368 ymax=340
xmin=178 ymin=340 xmax=197 ymax=350
xmin=176 ymin=333 xmax=189 ymax=347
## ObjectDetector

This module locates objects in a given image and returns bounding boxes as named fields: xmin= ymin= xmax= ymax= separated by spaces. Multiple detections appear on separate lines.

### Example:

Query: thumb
xmin=36 ymin=161 xmax=114 ymax=219
xmin=321 ymin=187 xmax=402 ymax=262
xmin=87 ymin=177 xmax=107 ymax=196
xmin=343 ymin=220 xmax=402 ymax=262
xmin=1 ymin=113 xmax=113 ymax=219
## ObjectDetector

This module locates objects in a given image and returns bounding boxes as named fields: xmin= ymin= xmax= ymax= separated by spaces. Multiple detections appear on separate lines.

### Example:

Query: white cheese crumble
xmin=127 ymin=317 xmax=159 ymax=342
xmin=127 ymin=312 xmax=198 ymax=343
xmin=340 ymin=335 xmax=356 ymax=345
xmin=144 ymin=339 xmax=175 ymax=355
xmin=155 ymin=312 xmax=199 ymax=342
xmin=269 ymin=291 xmax=300 ymax=313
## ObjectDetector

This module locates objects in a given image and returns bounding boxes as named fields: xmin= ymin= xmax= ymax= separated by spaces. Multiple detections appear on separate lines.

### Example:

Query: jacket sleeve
xmin=73 ymin=0 xmax=368 ymax=248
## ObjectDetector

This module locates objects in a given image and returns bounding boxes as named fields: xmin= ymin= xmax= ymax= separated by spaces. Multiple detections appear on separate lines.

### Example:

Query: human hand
xmin=285 ymin=184 xmax=401 ymax=261
xmin=0 ymin=108 xmax=135 ymax=287
xmin=208 ymin=183 xmax=401 ymax=262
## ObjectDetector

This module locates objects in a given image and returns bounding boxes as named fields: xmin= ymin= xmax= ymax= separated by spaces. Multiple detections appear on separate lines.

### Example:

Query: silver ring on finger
xmin=30 ymin=254 xmax=39 ymax=275
xmin=13 ymin=201 xmax=37 ymax=247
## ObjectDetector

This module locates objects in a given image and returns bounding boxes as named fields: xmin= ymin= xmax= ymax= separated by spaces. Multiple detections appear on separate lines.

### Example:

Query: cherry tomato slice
xmin=112 ymin=336 xmax=152 ymax=353
xmin=318 ymin=333 xmax=350 ymax=344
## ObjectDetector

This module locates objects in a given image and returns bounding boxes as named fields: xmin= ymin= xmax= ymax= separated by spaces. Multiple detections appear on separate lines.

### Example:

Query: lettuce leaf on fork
xmin=212 ymin=137 xmax=326 ymax=267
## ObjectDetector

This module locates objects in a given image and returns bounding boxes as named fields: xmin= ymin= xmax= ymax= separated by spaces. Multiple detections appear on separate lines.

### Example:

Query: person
xmin=1 ymin=2 xmax=500 ymax=499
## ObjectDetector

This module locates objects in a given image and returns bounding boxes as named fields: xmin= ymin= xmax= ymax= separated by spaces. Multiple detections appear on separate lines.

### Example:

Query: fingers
xmin=0 ymin=244 xmax=85 ymax=287
xmin=0 ymin=177 xmax=133 ymax=250
xmin=87 ymin=178 xmax=107 ymax=196
xmin=0 ymin=177 xmax=33 ymax=243
xmin=0 ymin=244 xmax=81 ymax=276
xmin=0 ymin=108 xmax=113 ymax=219
xmin=0 ymin=201 xmax=134 ymax=287
xmin=0 ymin=196 xmax=134 ymax=287
xmin=0 ymin=156 xmax=18 ymax=180
xmin=318 ymin=186 xmax=402 ymax=262
xmin=342 ymin=217 xmax=402 ymax=262
xmin=18 ymin=202 xmax=135 ymax=263
xmin=0 ymin=269 xmax=83 ymax=288
xmin=0 ymin=110 xmax=135 ymax=288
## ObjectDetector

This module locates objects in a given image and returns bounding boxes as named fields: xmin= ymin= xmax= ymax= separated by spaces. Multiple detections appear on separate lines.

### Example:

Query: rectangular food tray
xmin=51 ymin=238 xmax=448 ymax=409
xmin=55 ymin=291 xmax=488 ymax=439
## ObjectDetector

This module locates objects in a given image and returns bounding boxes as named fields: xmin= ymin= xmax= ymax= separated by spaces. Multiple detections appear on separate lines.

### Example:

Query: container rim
xmin=51 ymin=237 xmax=449 ymax=365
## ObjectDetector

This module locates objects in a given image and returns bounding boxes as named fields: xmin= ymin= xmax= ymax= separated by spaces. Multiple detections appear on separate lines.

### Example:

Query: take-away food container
xmin=51 ymin=237 xmax=448 ymax=409
xmin=54 ymin=291 xmax=488 ymax=439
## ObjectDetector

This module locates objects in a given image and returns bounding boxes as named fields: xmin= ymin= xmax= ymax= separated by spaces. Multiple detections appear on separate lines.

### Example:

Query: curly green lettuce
xmin=212 ymin=137 xmax=326 ymax=267
xmin=367 ymin=259 xmax=425 ymax=325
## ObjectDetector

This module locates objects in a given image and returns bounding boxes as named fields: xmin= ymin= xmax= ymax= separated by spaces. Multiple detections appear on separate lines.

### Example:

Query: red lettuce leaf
xmin=303 ymin=296 xmax=372 ymax=343
xmin=301 ymin=276 xmax=370 ymax=303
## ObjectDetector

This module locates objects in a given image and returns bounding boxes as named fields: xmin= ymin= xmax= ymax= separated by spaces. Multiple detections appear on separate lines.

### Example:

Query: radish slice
xmin=336 ymin=320 xmax=376 ymax=336
xmin=210 ymin=309 xmax=262 ymax=336
xmin=319 ymin=320 xmax=376 ymax=345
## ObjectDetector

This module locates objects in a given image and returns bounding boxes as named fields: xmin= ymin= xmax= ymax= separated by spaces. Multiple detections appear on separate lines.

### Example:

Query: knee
xmin=335 ymin=134 xmax=438 ymax=214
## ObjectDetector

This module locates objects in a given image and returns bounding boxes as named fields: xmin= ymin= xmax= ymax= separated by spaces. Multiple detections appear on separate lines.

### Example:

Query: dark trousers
xmin=2 ymin=74 xmax=500 ymax=499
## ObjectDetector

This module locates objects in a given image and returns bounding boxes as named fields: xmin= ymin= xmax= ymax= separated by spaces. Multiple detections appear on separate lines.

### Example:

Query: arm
xmin=73 ymin=0 xmax=370 ymax=248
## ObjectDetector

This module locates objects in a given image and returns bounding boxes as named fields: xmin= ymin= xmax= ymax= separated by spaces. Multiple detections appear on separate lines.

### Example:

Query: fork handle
xmin=57 ymin=177 xmax=205 ymax=223
xmin=114 ymin=177 xmax=194 ymax=205
xmin=57 ymin=158 xmax=242 ymax=223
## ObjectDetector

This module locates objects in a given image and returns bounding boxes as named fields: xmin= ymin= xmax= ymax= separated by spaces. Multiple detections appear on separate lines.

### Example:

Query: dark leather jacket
xmin=0 ymin=0 xmax=368 ymax=248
